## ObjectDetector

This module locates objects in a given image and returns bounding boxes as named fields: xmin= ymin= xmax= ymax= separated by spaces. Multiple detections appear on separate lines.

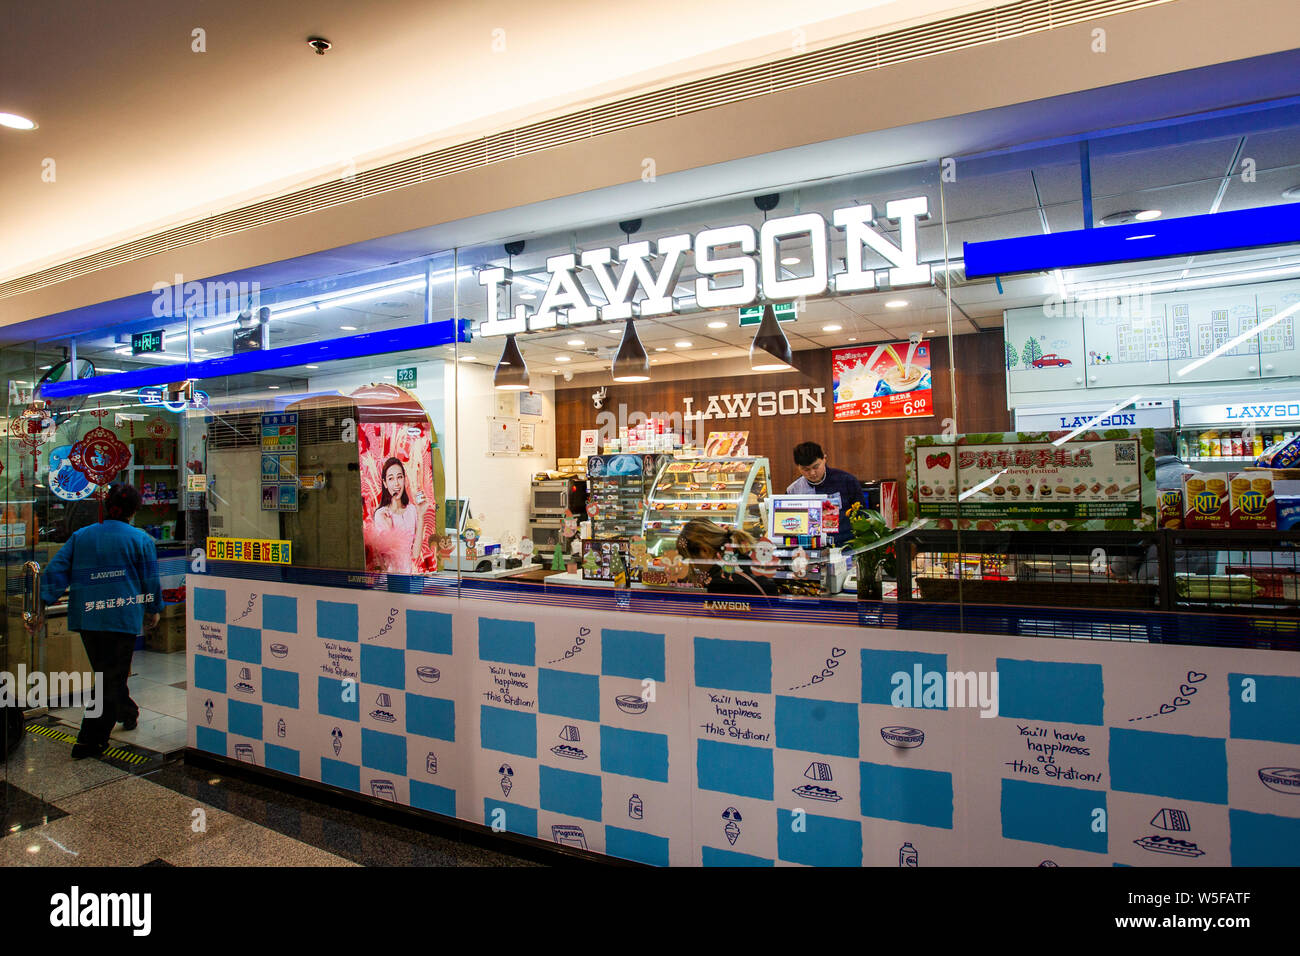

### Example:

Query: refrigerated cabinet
xmin=642 ymin=456 xmax=770 ymax=557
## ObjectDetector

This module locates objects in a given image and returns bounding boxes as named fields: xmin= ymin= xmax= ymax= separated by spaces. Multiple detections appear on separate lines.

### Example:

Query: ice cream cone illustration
xmin=722 ymin=806 xmax=742 ymax=845
xmin=498 ymin=763 xmax=514 ymax=797
xmin=501 ymin=777 xmax=513 ymax=797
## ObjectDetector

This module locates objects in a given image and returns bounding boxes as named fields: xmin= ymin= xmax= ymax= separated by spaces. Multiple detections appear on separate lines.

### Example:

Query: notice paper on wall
xmin=260 ymin=412 xmax=299 ymax=512
xmin=519 ymin=391 xmax=544 ymax=418
xmin=520 ymin=422 xmax=537 ymax=453
xmin=489 ymin=417 xmax=521 ymax=455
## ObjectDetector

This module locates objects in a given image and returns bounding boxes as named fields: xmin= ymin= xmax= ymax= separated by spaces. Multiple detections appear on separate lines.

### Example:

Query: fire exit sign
xmin=738 ymin=302 xmax=798 ymax=326
xmin=396 ymin=367 xmax=417 ymax=387
xmin=131 ymin=329 xmax=165 ymax=354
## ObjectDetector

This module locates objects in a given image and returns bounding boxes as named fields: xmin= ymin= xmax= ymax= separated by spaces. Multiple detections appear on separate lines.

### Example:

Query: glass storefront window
xmin=3 ymin=102 xmax=1296 ymax=650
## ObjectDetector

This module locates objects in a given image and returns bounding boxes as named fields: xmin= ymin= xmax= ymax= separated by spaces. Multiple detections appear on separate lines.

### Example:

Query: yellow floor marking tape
xmin=25 ymin=724 xmax=149 ymax=763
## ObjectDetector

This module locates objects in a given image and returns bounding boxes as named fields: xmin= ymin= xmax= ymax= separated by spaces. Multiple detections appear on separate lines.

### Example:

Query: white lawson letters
xmin=477 ymin=198 xmax=932 ymax=338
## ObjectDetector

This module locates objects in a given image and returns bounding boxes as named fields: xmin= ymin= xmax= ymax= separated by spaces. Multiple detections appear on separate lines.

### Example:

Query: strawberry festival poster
xmin=832 ymin=340 xmax=934 ymax=422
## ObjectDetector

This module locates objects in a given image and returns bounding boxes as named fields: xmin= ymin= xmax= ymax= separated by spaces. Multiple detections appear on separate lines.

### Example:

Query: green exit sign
xmin=131 ymin=329 xmax=166 ymax=354
xmin=738 ymin=302 xmax=798 ymax=326
xmin=396 ymin=367 xmax=417 ymax=387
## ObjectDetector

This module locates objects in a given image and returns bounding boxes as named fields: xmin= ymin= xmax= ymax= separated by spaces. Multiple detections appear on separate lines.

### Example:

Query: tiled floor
xmin=2 ymin=646 xmax=557 ymax=867
xmin=48 ymin=648 xmax=188 ymax=754
xmin=1 ymin=734 xmax=545 ymax=867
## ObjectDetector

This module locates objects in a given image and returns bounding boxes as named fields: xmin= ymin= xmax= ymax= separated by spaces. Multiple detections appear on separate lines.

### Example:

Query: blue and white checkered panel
xmin=189 ymin=575 xmax=1300 ymax=867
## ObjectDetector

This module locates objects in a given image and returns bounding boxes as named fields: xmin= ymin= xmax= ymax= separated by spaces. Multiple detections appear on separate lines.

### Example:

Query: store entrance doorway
xmin=1 ymin=344 xmax=185 ymax=824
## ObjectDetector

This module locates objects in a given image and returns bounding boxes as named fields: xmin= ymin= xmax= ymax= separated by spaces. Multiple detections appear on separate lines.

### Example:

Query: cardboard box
xmin=146 ymin=604 xmax=186 ymax=654
xmin=1277 ymin=496 xmax=1300 ymax=533
xmin=1182 ymin=472 xmax=1230 ymax=529
xmin=1228 ymin=472 xmax=1277 ymax=529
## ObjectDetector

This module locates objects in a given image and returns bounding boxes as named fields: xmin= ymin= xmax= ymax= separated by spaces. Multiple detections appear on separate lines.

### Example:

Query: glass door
xmin=1 ymin=343 xmax=147 ymax=816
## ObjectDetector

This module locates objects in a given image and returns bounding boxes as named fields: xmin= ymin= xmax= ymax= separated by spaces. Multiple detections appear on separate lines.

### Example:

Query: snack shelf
xmin=898 ymin=528 xmax=1299 ymax=615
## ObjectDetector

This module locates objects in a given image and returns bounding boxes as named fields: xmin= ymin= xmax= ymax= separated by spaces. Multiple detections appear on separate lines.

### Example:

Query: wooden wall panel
xmin=555 ymin=331 xmax=1011 ymax=487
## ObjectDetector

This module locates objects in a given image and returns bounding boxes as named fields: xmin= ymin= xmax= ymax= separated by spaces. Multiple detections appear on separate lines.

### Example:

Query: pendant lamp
xmin=750 ymin=303 xmax=793 ymax=371
xmin=493 ymin=333 xmax=530 ymax=390
xmin=611 ymin=317 xmax=650 ymax=382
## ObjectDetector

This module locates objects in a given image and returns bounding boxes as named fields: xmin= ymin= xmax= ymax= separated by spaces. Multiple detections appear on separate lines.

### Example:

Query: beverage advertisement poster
xmin=359 ymin=421 xmax=438 ymax=574
xmin=832 ymin=340 xmax=933 ymax=422
xmin=905 ymin=429 xmax=1158 ymax=531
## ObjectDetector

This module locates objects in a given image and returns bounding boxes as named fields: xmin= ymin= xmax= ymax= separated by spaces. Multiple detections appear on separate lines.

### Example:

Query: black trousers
xmin=77 ymin=631 xmax=139 ymax=747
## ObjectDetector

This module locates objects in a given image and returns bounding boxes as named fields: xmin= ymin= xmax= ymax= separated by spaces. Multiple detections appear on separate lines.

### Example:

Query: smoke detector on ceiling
xmin=307 ymin=37 xmax=333 ymax=55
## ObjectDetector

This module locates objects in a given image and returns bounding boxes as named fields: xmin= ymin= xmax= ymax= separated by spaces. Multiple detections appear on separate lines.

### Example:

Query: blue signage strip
xmin=39 ymin=318 xmax=473 ymax=400
xmin=963 ymin=203 xmax=1300 ymax=278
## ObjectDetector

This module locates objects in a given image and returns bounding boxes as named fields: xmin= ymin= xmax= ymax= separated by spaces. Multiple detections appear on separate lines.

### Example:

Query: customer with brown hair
xmin=676 ymin=519 xmax=776 ymax=597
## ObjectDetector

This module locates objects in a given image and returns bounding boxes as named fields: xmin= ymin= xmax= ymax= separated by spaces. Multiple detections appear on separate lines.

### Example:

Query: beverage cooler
xmin=1176 ymin=394 xmax=1300 ymax=468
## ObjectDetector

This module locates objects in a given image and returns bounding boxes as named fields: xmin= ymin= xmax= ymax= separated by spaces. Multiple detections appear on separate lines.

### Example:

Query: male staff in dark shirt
xmin=40 ymin=484 xmax=160 ymax=759
xmin=786 ymin=441 xmax=867 ymax=546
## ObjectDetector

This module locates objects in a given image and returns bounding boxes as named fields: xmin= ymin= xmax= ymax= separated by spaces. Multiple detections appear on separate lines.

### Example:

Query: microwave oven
xmin=530 ymin=478 xmax=587 ymax=517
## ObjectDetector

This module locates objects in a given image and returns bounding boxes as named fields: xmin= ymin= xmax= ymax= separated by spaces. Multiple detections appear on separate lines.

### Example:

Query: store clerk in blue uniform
xmin=40 ymin=483 xmax=160 ymax=759
xmin=786 ymin=441 xmax=867 ymax=547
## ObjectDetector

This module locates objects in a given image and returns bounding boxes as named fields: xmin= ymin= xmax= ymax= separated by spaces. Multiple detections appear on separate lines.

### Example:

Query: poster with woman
xmin=355 ymin=384 xmax=443 ymax=575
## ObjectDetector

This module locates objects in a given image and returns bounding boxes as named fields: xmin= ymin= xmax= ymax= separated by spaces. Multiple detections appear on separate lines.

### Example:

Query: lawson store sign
xmin=477 ymin=197 xmax=932 ymax=337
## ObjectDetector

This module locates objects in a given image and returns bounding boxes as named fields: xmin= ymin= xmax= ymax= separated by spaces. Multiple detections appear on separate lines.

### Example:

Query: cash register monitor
xmin=768 ymin=495 xmax=827 ymax=539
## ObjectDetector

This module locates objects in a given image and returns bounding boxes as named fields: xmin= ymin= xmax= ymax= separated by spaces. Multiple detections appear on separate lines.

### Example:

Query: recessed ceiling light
xmin=340 ymin=325 xmax=358 ymax=331
xmin=711 ymin=351 xmax=719 ymax=356
xmin=521 ymin=293 xmax=536 ymax=300
xmin=848 ymin=337 xmax=857 ymax=341
xmin=655 ymin=347 xmax=667 ymax=352
xmin=707 ymin=320 xmax=727 ymax=329
xmin=0 ymin=113 xmax=37 ymax=130
xmin=925 ymin=329 xmax=935 ymax=334
xmin=822 ymin=324 xmax=842 ymax=332
xmin=885 ymin=300 xmax=908 ymax=309
xmin=268 ymin=385 xmax=280 ymax=390
xmin=38 ymin=365 xmax=51 ymax=370
xmin=549 ymin=369 xmax=558 ymax=373
xmin=651 ymin=359 xmax=658 ymax=363
xmin=674 ymin=341 xmax=692 ymax=348
xmin=556 ymin=355 xmax=571 ymax=362
xmin=1099 ymin=209 xmax=1161 ymax=226
xmin=781 ymin=256 xmax=800 ymax=266
xmin=459 ymin=355 xmax=477 ymax=362
xmin=566 ymin=338 xmax=585 ymax=346
xmin=306 ymin=364 xmax=319 ymax=369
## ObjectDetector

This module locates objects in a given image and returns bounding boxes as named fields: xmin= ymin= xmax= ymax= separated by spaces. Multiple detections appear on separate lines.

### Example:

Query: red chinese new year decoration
xmin=68 ymin=408 xmax=131 ymax=486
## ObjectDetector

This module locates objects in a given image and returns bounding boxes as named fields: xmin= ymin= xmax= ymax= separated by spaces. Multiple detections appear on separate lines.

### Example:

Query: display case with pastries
xmin=642 ymin=456 xmax=770 ymax=557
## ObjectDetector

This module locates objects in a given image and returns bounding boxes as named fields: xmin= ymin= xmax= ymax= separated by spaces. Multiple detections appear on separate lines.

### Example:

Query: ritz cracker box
xmin=1158 ymin=488 xmax=1184 ymax=528
xmin=1227 ymin=472 xmax=1277 ymax=529
xmin=1181 ymin=472 xmax=1230 ymax=529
